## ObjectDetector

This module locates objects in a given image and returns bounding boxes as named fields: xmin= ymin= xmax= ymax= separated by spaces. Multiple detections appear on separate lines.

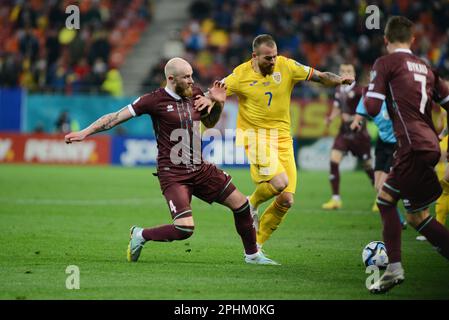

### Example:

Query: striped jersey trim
xmin=127 ymin=104 xmax=136 ymax=117
xmin=366 ymin=91 xmax=386 ymax=100
xmin=306 ymin=67 xmax=314 ymax=81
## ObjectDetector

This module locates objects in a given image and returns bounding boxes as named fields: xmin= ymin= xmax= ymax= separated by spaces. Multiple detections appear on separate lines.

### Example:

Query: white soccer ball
xmin=362 ymin=241 xmax=389 ymax=269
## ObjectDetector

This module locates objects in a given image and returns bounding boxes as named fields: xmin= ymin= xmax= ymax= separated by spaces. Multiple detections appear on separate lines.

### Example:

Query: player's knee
xmin=173 ymin=224 xmax=195 ymax=240
xmin=271 ymin=173 xmax=289 ymax=192
xmin=377 ymin=190 xmax=394 ymax=204
xmin=276 ymin=192 xmax=294 ymax=208
xmin=406 ymin=211 xmax=429 ymax=228
xmin=282 ymin=199 xmax=294 ymax=208
xmin=362 ymin=160 xmax=372 ymax=171
xmin=330 ymin=150 xmax=343 ymax=163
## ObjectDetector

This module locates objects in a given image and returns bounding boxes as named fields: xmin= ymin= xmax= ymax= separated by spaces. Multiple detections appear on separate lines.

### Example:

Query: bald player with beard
xmin=65 ymin=57 xmax=278 ymax=265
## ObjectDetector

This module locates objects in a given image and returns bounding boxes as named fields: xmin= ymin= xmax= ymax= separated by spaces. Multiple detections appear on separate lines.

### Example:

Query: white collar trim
xmin=164 ymin=86 xmax=181 ymax=100
xmin=394 ymin=48 xmax=412 ymax=54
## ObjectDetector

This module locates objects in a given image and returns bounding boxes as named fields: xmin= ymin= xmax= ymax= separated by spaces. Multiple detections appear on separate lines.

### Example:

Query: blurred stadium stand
xmin=0 ymin=0 xmax=153 ymax=96
xmin=2 ymin=0 xmax=448 ymax=97
xmin=142 ymin=0 xmax=449 ymax=98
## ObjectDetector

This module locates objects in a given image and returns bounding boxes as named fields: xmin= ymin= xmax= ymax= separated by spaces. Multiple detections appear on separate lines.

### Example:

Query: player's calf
xmin=410 ymin=210 xmax=449 ymax=260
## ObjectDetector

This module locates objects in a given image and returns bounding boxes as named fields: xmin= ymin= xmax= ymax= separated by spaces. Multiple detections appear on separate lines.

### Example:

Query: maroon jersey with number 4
xmin=128 ymin=86 xmax=205 ymax=174
xmin=366 ymin=48 xmax=449 ymax=152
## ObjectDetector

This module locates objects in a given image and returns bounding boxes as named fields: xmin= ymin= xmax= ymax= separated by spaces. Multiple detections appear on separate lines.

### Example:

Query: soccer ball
xmin=362 ymin=241 xmax=389 ymax=269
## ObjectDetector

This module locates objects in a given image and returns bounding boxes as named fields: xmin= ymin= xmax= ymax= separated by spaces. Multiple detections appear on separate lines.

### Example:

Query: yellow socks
xmin=436 ymin=179 xmax=449 ymax=226
xmin=436 ymin=162 xmax=446 ymax=180
xmin=257 ymin=200 xmax=289 ymax=245
xmin=249 ymin=182 xmax=280 ymax=209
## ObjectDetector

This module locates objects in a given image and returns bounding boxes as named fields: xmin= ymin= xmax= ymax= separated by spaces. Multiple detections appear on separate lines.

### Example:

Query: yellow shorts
xmin=440 ymin=135 xmax=448 ymax=153
xmin=245 ymin=137 xmax=297 ymax=194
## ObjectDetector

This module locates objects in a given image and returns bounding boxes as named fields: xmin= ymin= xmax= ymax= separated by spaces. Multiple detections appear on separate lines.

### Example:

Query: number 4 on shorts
xmin=169 ymin=200 xmax=177 ymax=213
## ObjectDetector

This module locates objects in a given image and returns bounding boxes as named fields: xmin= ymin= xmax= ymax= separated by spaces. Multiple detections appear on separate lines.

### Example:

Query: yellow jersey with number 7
xmin=224 ymin=56 xmax=314 ymax=142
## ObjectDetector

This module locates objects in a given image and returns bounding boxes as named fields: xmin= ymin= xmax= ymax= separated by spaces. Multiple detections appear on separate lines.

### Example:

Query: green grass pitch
xmin=0 ymin=164 xmax=448 ymax=300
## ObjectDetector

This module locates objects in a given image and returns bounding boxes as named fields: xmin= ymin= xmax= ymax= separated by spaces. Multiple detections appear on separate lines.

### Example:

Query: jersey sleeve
xmin=128 ymin=93 xmax=156 ymax=117
xmin=433 ymin=72 xmax=449 ymax=111
xmin=356 ymin=96 xmax=369 ymax=117
xmin=366 ymin=58 xmax=388 ymax=102
xmin=223 ymin=72 xmax=239 ymax=96
xmin=286 ymin=58 xmax=314 ymax=83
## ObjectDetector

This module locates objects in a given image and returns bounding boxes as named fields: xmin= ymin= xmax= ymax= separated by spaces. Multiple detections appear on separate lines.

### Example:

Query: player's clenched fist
xmin=65 ymin=131 xmax=87 ymax=144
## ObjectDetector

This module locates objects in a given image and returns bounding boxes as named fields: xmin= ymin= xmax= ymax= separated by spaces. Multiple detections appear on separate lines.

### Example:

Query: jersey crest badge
xmin=272 ymin=72 xmax=281 ymax=84
xmin=167 ymin=104 xmax=174 ymax=112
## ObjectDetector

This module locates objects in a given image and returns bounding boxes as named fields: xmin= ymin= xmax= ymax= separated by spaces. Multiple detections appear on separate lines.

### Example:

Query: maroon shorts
xmin=158 ymin=163 xmax=236 ymax=219
xmin=333 ymin=130 xmax=372 ymax=160
xmin=383 ymin=148 xmax=442 ymax=212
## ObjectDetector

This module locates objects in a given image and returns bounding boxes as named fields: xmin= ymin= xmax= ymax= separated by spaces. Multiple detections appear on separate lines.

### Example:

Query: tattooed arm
xmin=310 ymin=70 xmax=354 ymax=87
xmin=65 ymin=106 xmax=133 ymax=143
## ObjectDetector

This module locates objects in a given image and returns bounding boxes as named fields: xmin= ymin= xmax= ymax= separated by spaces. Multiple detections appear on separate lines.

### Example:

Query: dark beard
xmin=175 ymin=84 xmax=193 ymax=98
xmin=260 ymin=64 xmax=274 ymax=76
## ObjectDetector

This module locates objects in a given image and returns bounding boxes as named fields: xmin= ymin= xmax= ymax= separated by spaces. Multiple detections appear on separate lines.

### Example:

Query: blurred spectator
xmin=55 ymin=111 xmax=71 ymax=133
xmin=19 ymin=27 xmax=39 ymax=63
xmin=101 ymin=67 xmax=124 ymax=97
xmin=33 ymin=121 xmax=45 ymax=134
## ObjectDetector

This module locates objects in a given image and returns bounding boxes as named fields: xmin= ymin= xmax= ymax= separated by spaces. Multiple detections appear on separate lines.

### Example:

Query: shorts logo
xmin=272 ymin=72 xmax=281 ymax=84
xmin=167 ymin=105 xmax=174 ymax=112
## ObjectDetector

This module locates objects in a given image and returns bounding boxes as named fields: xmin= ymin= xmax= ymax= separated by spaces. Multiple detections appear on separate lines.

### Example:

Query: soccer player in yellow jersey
xmin=209 ymin=34 xmax=354 ymax=249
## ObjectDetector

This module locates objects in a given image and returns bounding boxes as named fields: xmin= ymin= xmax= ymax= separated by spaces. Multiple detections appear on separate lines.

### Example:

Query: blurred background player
xmin=215 ymin=34 xmax=354 ymax=250
xmin=65 ymin=57 xmax=278 ymax=265
xmin=351 ymin=93 xmax=407 ymax=229
xmin=322 ymin=64 xmax=374 ymax=210
xmin=364 ymin=16 xmax=449 ymax=293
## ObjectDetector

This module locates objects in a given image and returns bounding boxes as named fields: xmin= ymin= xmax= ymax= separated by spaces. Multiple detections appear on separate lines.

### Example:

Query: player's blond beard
xmin=175 ymin=82 xmax=193 ymax=98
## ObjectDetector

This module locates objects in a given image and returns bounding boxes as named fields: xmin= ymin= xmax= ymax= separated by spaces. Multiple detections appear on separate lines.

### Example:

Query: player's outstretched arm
xmin=65 ymin=106 xmax=133 ymax=143
xmin=310 ymin=70 xmax=354 ymax=87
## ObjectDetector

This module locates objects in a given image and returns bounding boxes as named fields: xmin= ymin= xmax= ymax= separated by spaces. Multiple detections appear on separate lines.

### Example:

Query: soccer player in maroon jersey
xmin=64 ymin=57 xmax=278 ymax=265
xmin=322 ymin=64 xmax=374 ymax=210
xmin=364 ymin=16 xmax=449 ymax=293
